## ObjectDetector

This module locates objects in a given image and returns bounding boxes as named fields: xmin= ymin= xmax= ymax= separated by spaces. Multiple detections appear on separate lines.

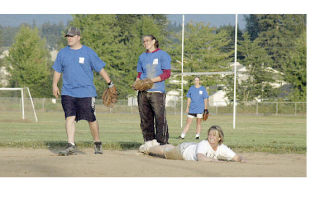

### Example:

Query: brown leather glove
xmin=102 ymin=82 xmax=117 ymax=107
xmin=132 ymin=78 xmax=154 ymax=91
xmin=203 ymin=109 xmax=209 ymax=121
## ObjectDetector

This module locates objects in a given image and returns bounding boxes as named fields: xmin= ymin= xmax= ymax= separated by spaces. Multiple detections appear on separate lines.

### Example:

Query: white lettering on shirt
xmin=79 ymin=57 xmax=85 ymax=64
xmin=153 ymin=58 xmax=158 ymax=65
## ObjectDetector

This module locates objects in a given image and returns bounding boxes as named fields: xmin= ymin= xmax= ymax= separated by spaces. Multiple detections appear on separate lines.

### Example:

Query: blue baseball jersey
xmin=52 ymin=45 xmax=106 ymax=98
xmin=137 ymin=49 xmax=171 ymax=93
xmin=186 ymin=86 xmax=209 ymax=114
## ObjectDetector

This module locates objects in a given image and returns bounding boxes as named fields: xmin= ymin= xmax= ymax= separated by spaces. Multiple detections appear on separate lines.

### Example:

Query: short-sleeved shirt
xmin=137 ymin=49 xmax=171 ymax=93
xmin=181 ymin=140 xmax=236 ymax=161
xmin=186 ymin=86 xmax=209 ymax=114
xmin=52 ymin=45 xmax=106 ymax=98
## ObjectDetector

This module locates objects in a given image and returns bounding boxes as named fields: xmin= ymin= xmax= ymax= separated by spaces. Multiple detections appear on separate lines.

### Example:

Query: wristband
xmin=108 ymin=81 xmax=114 ymax=88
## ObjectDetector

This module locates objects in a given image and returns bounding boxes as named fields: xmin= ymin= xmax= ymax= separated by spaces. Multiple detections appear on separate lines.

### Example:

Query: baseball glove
xmin=102 ymin=84 xmax=117 ymax=107
xmin=203 ymin=109 xmax=209 ymax=121
xmin=132 ymin=78 xmax=154 ymax=91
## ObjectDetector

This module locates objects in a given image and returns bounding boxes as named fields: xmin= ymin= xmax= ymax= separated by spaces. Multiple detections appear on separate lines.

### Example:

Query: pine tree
xmin=244 ymin=15 xmax=260 ymax=41
xmin=40 ymin=21 xmax=65 ymax=50
xmin=5 ymin=25 xmax=52 ymax=97
xmin=244 ymin=14 xmax=306 ymax=101
xmin=284 ymin=30 xmax=306 ymax=101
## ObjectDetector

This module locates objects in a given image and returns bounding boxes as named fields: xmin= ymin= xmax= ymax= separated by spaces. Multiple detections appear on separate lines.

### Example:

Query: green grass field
xmin=0 ymin=111 xmax=306 ymax=153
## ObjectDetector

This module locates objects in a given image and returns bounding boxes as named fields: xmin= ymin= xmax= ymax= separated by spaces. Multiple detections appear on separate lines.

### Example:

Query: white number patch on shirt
xmin=199 ymin=90 xmax=203 ymax=95
xmin=153 ymin=58 xmax=158 ymax=65
xmin=79 ymin=57 xmax=85 ymax=64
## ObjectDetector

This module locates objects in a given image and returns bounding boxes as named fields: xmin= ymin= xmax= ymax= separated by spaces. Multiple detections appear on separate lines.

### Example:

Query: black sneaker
xmin=195 ymin=136 xmax=200 ymax=140
xmin=58 ymin=143 xmax=77 ymax=156
xmin=94 ymin=142 xmax=103 ymax=154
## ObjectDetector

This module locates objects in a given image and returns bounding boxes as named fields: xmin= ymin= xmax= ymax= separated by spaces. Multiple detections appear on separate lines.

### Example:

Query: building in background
xmin=0 ymin=50 xmax=10 ymax=86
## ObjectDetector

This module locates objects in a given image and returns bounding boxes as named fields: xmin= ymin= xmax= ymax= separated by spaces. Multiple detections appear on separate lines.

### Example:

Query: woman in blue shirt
xmin=135 ymin=35 xmax=172 ymax=153
xmin=179 ymin=76 xmax=209 ymax=140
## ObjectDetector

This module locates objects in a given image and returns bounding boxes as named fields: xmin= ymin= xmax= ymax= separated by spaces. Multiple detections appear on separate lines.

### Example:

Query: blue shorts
xmin=61 ymin=95 xmax=96 ymax=122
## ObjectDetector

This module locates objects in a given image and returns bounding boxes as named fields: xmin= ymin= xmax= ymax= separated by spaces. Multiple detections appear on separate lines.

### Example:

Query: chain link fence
xmin=0 ymin=97 xmax=306 ymax=117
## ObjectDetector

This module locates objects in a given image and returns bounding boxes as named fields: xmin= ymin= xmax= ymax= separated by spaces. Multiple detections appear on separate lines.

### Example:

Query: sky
xmin=0 ymin=14 xmax=247 ymax=29
xmin=168 ymin=14 xmax=246 ymax=29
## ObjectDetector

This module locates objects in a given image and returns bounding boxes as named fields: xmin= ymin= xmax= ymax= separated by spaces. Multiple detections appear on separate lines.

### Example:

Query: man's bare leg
xmin=66 ymin=116 xmax=76 ymax=144
xmin=88 ymin=120 xmax=100 ymax=142
xmin=58 ymin=116 xmax=77 ymax=156
xmin=89 ymin=120 xmax=103 ymax=154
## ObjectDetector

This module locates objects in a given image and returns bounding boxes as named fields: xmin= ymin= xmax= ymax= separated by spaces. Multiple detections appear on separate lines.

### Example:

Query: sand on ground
xmin=0 ymin=148 xmax=306 ymax=177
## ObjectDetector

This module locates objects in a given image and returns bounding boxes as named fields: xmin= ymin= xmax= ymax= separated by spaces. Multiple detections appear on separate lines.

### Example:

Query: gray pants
xmin=164 ymin=142 xmax=197 ymax=160
xmin=137 ymin=91 xmax=169 ymax=145
xmin=163 ymin=145 xmax=184 ymax=160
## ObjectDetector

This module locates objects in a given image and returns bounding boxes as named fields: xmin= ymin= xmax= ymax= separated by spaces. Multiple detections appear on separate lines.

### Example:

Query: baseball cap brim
xmin=64 ymin=33 xmax=76 ymax=37
xmin=64 ymin=27 xmax=81 ymax=37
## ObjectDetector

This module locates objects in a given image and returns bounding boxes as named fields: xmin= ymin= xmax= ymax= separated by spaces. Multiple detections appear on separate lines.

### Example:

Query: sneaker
xmin=177 ymin=136 xmax=184 ymax=139
xmin=195 ymin=136 xmax=200 ymax=140
xmin=94 ymin=142 xmax=103 ymax=154
xmin=139 ymin=139 xmax=160 ymax=153
xmin=58 ymin=143 xmax=76 ymax=156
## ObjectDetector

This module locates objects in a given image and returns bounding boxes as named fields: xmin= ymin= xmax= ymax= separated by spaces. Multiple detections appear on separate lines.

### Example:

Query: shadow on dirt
xmin=44 ymin=141 xmax=85 ymax=155
xmin=43 ymin=140 xmax=142 ymax=155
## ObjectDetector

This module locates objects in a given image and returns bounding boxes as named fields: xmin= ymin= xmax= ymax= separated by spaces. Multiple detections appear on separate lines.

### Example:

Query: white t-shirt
xmin=181 ymin=140 xmax=236 ymax=161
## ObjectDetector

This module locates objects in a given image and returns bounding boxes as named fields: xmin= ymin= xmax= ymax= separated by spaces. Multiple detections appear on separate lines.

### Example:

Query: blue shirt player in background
xmin=179 ymin=76 xmax=209 ymax=140
xmin=52 ymin=27 xmax=115 ymax=156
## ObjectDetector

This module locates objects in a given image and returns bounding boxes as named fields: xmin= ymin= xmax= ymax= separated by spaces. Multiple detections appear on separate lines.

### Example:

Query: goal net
xmin=0 ymin=87 xmax=38 ymax=122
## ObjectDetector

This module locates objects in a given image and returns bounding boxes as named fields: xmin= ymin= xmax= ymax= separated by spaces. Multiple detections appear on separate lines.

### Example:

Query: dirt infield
xmin=0 ymin=148 xmax=306 ymax=177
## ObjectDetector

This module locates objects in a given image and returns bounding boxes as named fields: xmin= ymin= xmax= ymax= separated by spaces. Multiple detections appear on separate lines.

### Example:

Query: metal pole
xmin=233 ymin=14 xmax=238 ymax=129
xmin=21 ymin=88 xmax=25 ymax=120
xmin=181 ymin=14 xmax=185 ymax=128
xmin=42 ymin=98 xmax=45 ymax=112
xmin=26 ymin=87 xmax=38 ymax=122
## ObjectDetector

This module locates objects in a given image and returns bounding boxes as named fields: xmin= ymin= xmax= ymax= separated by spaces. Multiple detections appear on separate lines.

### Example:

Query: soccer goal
xmin=0 ymin=87 xmax=38 ymax=122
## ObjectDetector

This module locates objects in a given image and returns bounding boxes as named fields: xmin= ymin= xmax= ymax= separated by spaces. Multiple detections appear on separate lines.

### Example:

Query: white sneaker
xmin=139 ymin=139 xmax=160 ymax=153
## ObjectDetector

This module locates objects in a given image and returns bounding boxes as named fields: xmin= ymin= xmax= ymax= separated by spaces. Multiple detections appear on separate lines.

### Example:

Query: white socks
xmin=181 ymin=133 xmax=200 ymax=139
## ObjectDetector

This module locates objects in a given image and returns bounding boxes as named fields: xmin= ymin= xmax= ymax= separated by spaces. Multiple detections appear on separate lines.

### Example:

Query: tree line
xmin=0 ymin=14 xmax=306 ymax=102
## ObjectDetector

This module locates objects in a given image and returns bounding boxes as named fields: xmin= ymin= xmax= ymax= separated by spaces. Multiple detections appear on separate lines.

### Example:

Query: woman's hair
xmin=143 ymin=35 xmax=159 ymax=48
xmin=207 ymin=125 xmax=224 ymax=145
xmin=194 ymin=76 xmax=200 ymax=80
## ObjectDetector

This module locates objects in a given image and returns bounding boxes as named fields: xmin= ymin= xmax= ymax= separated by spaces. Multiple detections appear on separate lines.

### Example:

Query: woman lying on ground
xmin=139 ymin=125 xmax=244 ymax=162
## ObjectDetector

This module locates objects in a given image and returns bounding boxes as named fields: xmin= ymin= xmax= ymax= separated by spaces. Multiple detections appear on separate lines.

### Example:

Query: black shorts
xmin=187 ymin=113 xmax=203 ymax=118
xmin=61 ymin=95 xmax=96 ymax=122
